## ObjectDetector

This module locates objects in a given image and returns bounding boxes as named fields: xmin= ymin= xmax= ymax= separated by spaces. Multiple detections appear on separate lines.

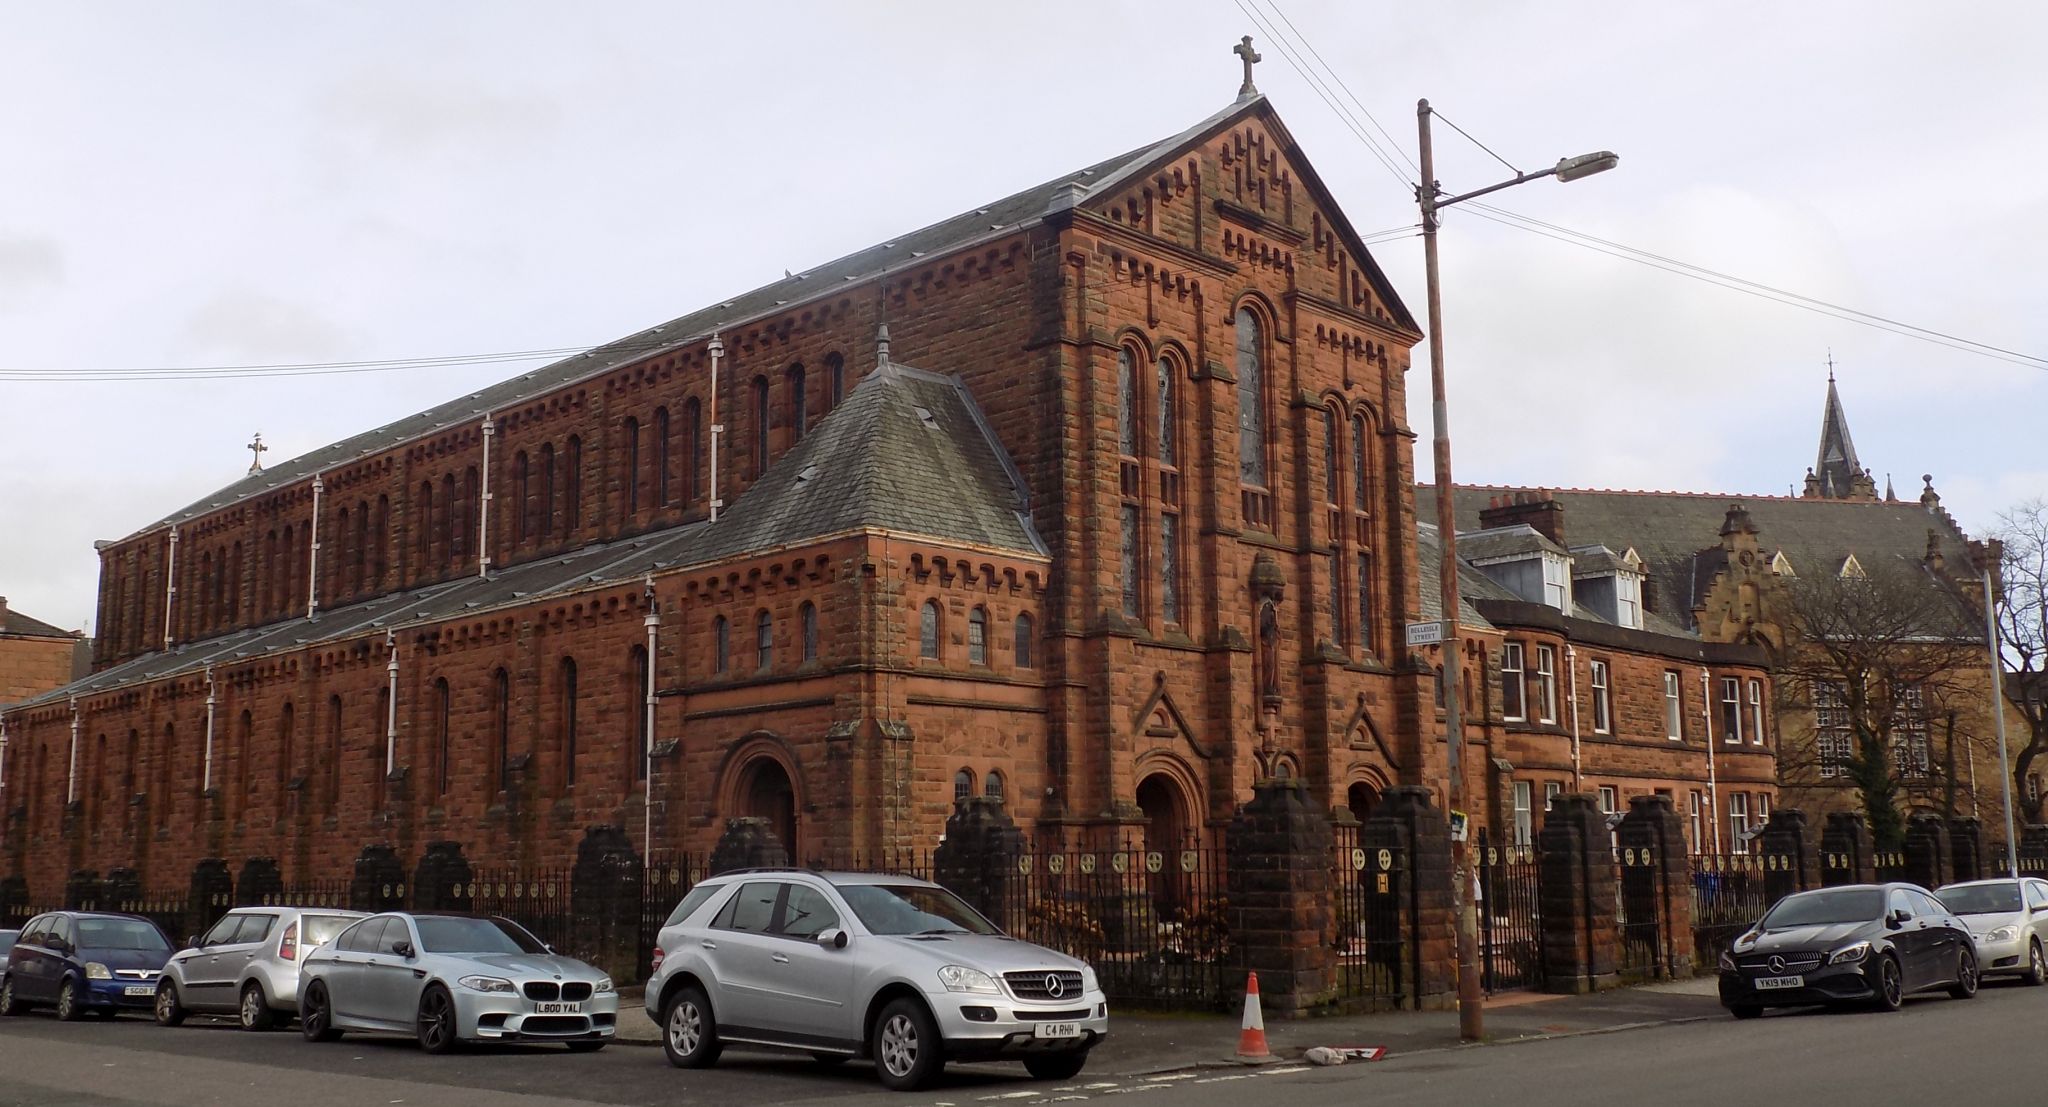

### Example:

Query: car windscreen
xmin=302 ymin=915 xmax=357 ymax=948
xmin=838 ymin=884 xmax=1001 ymax=936
xmin=1936 ymin=883 xmax=2023 ymax=916
xmin=414 ymin=916 xmax=548 ymax=955
xmin=76 ymin=919 xmax=170 ymax=952
xmin=1760 ymin=888 xmax=1883 ymax=929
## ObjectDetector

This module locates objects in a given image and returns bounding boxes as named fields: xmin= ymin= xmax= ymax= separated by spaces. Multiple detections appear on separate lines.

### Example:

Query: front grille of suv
xmin=524 ymin=982 xmax=560 ymax=1002
xmin=1005 ymin=971 xmax=1084 ymax=1001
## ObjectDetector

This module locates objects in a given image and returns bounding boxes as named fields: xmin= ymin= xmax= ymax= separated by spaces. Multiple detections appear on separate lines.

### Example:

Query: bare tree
xmin=1775 ymin=557 xmax=1984 ymax=849
xmin=1995 ymin=499 xmax=2048 ymax=822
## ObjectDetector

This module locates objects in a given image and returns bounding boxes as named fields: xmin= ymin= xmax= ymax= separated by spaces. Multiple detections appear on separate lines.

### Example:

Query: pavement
xmin=613 ymin=976 xmax=1726 ymax=1074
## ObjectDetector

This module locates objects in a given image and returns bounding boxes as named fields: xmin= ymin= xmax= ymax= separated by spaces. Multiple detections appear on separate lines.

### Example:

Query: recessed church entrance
xmin=738 ymin=755 xmax=797 ymax=857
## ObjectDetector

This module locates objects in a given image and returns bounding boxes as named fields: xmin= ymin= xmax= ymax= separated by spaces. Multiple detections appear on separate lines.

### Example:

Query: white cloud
xmin=0 ymin=236 xmax=62 ymax=308
xmin=180 ymin=291 xmax=350 ymax=362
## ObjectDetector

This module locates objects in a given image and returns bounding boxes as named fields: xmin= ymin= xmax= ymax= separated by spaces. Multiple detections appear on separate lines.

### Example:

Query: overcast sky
xmin=5 ymin=2 xmax=2044 ymax=634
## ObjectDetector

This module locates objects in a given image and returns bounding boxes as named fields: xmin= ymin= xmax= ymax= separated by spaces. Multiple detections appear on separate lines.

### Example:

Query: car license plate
xmin=1034 ymin=1021 xmax=1082 ymax=1039
xmin=534 ymin=1001 xmax=582 ymax=1014
xmin=123 ymin=985 xmax=154 ymax=997
xmin=1753 ymin=975 xmax=1803 ymax=990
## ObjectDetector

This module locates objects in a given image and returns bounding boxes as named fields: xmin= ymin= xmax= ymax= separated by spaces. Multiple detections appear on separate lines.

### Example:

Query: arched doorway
xmin=1347 ymin=781 xmax=1379 ymax=826
xmin=1136 ymin=773 xmax=1188 ymax=854
xmin=738 ymin=756 xmax=798 ymax=857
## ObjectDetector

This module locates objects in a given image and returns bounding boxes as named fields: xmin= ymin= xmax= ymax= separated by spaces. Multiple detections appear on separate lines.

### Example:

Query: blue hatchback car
xmin=0 ymin=912 xmax=173 ymax=1020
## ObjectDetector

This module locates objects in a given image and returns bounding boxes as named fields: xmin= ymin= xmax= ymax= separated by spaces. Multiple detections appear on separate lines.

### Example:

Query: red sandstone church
xmin=1 ymin=66 xmax=1797 ymax=897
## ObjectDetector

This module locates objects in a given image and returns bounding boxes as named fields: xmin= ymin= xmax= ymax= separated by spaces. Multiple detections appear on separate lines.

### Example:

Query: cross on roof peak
xmin=246 ymin=432 xmax=268 ymax=475
xmin=1235 ymin=35 xmax=1261 ymax=97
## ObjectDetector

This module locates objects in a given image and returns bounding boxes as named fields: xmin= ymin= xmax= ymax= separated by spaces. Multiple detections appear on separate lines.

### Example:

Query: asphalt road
xmin=2 ymin=979 xmax=2043 ymax=1107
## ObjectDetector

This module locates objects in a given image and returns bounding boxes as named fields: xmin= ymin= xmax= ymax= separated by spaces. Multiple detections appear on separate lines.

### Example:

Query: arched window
xmin=491 ymin=668 xmax=510 ymax=794
xmin=558 ymin=657 xmax=579 ymax=791
xmin=351 ymin=500 xmax=368 ymax=594
xmin=460 ymin=467 xmax=478 ymax=561
xmin=755 ymin=609 xmax=773 ymax=670
xmin=539 ymin=444 xmax=556 ymax=541
xmin=968 ymin=607 xmax=989 ymax=666
xmin=624 ymin=417 xmax=641 ymax=516
xmin=1352 ymin=413 xmax=1371 ymax=513
xmin=227 ymin=541 xmax=242 ymax=625
xmin=276 ymin=702 xmax=295 ymax=812
xmin=920 ymin=601 xmax=941 ymax=660
xmin=800 ymin=602 xmax=819 ymax=663
xmin=984 ymin=770 xmax=1005 ymax=804
xmin=565 ymin=435 xmax=584 ymax=531
xmin=264 ymin=529 xmax=279 ymax=616
xmin=282 ymin=525 xmax=299 ymax=616
xmin=373 ymin=495 xmax=390 ymax=587
xmin=713 ymin=615 xmax=730 ymax=674
xmin=953 ymin=768 xmax=976 ymax=802
xmin=655 ymin=406 xmax=672 ymax=507
xmin=1116 ymin=347 xmax=1138 ymax=459
xmin=683 ymin=399 xmax=702 ymax=504
xmin=158 ymin=723 xmax=176 ymax=827
xmin=233 ymin=709 xmax=252 ymax=819
xmin=826 ymin=352 xmax=846 ymax=408
xmin=441 ymin=473 xmax=458 ymax=563
xmin=1322 ymin=407 xmax=1341 ymax=505
xmin=631 ymin=645 xmax=650 ymax=782
xmin=416 ymin=480 xmax=434 ymax=573
xmin=373 ymin=687 xmax=390 ymax=809
xmin=513 ymin=451 xmax=530 ymax=544
xmin=1236 ymin=307 xmax=1267 ymax=488
xmin=752 ymin=376 xmax=771 ymax=475
xmin=1014 ymin=613 xmax=1034 ymax=669
xmin=324 ymin=695 xmax=342 ymax=815
xmin=433 ymin=678 xmax=451 ymax=796
xmin=788 ymin=364 xmax=808 ymax=443
xmin=1157 ymin=354 xmax=1179 ymax=467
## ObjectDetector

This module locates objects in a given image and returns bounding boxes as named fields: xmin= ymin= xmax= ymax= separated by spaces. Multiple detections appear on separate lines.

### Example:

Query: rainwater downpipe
xmin=1701 ymin=669 xmax=1721 ymax=854
xmin=385 ymin=634 xmax=400 ymax=776
xmin=202 ymin=666 xmax=217 ymax=792
xmin=162 ymin=526 xmax=179 ymax=648
xmin=307 ymin=474 xmax=325 ymax=620
xmin=644 ymin=578 xmax=660 ymax=854
xmin=708 ymin=334 xmax=725 ymax=523
xmin=478 ymin=416 xmax=495 ymax=578
xmin=1565 ymin=644 xmax=1583 ymax=791
xmin=66 ymin=697 xmax=79 ymax=806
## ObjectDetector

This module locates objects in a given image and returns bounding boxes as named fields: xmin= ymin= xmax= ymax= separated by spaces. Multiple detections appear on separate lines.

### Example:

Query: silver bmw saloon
xmin=298 ymin=913 xmax=617 ymax=1052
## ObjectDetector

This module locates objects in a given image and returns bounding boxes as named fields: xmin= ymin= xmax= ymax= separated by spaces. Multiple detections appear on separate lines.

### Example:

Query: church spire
xmin=1806 ymin=365 xmax=1875 ymax=501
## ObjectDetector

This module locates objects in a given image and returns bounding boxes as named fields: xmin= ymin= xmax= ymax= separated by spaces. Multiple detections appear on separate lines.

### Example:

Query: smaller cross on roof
xmin=1235 ymin=35 xmax=1262 ymax=97
xmin=247 ymin=432 xmax=268 ymax=475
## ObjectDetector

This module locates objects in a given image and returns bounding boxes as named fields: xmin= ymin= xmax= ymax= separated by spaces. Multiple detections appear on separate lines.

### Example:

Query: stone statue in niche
xmin=1258 ymin=600 xmax=1280 ymax=704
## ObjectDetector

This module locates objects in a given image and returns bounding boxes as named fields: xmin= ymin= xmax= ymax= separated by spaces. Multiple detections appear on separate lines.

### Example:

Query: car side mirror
xmin=392 ymin=940 xmax=415 ymax=959
xmin=186 ymin=936 xmax=201 ymax=950
xmin=817 ymin=928 xmax=849 ymax=950
xmin=1886 ymin=910 xmax=1908 ymax=929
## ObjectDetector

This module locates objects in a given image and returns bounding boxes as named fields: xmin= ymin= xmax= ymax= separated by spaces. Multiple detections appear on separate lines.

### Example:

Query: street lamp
xmin=1416 ymin=98 xmax=1616 ymax=1043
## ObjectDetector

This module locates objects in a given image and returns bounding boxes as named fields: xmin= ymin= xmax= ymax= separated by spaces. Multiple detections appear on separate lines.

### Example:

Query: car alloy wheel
xmin=155 ymin=981 xmax=186 ymax=1027
xmin=55 ymin=978 xmax=82 ymax=1022
xmin=2030 ymin=940 xmax=2046 ymax=986
xmin=301 ymin=982 xmax=342 ymax=1043
xmin=663 ymin=986 xmax=721 ymax=1069
xmin=1877 ymin=956 xmax=1903 ymax=1011
xmin=416 ymin=985 xmax=458 ymax=1054
xmin=872 ymin=997 xmax=944 ymax=1091
xmin=878 ymin=1012 xmax=919 ymax=1079
xmin=1950 ymin=948 xmax=1979 ymax=1000
xmin=0 ymin=978 xmax=21 ymax=1017
xmin=240 ymin=983 xmax=274 ymax=1031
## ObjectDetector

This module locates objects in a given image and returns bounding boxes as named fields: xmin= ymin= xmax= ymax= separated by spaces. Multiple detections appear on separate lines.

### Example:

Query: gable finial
xmin=1826 ymin=348 xmax=1835 ymax=382
xmin=1234 ymin=35 xmax=1262 ymax=98
xmin=876 ymin=323 xmax=891 ymax=367
xmin=246 ymin=432 xmax=268 ymax=475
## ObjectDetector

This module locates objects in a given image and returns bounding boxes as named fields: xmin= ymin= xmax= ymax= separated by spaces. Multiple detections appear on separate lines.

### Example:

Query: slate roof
xmin=1418 ymin=485 xmax=1977 ymax=632
xmin=131 ymin=96 xmax=1296 ymax=540
xmin=1 ymin=605 xmax=72 ymax=639
xmin=1457 ymin=525 xmax=1566 ymax=563
xmin=1415 ymin=523 xmax=1516 ymax=631
xmin=12 ymin=359 xmax=1039 ymax=712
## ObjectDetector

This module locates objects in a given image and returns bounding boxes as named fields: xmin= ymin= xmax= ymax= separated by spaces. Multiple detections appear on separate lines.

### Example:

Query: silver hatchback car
xmin=156 ymin=906 xmax=365 ymax=1030
xmin=1935 ymin=877 xmax=2048 ymax=983
xmin=298 ymin=913 xmax=618 ymax=1052
xmin=645 ymin=869 xmax=1108 ymax=1091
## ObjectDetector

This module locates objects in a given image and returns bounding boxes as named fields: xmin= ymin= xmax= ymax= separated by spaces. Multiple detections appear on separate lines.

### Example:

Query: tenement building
xmin=0 ymin=84 xmax=1459 ymax=895
xmin=1423 ymin=375 xmax=2016 ymax=853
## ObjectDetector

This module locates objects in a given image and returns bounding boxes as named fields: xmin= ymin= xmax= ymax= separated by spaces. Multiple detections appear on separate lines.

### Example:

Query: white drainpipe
xmin=708 ymin=334 xmax=725 ymax=522
xmin=385 ymin=634 xmax=400 ymax=776
xmin=1701 ymin=669 xmax=1720 ymax=853
xmin=644 ymin=576 xmax=660 ymax=853
xmin=203 ymin=665 xmax=217 ymax=792
xmin=0 ymin=712 xmax=10 ymax=796
xmin=307 ymin=474 xmax=325 ymax=619
xmin=478 ymin=415 xmax=495 ymax=578
xmin=1565 ymin=643 xmax=1583 ymax=792
xmin=64 ymin=698 xmax=79 ymax=806
xmin=162 ymin=526 xmax=180 ymax=648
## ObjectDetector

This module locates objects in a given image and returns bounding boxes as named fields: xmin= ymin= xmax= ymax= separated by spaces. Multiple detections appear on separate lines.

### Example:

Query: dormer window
xmin=1614 ymin=573 xmax=1642 ymax=630
xmin=1542 ymin=554 xmax=1570 ymax=612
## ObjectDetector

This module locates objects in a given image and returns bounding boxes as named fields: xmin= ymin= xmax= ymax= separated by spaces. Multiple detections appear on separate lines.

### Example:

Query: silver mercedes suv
xmin=645 ymin=869 xmax=1107 ymax=1091
xmin=156 ymin=906 xmax=365 ymax=1030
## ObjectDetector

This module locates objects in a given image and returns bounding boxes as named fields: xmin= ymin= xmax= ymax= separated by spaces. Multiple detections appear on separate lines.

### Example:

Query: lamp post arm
xmin=1430 ymin=168 xmax=1559 ymax=213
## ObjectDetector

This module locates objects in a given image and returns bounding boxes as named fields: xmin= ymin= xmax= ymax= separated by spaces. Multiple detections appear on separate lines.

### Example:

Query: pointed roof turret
xmin=1809 ymin=369 xmax=1873 ymax=501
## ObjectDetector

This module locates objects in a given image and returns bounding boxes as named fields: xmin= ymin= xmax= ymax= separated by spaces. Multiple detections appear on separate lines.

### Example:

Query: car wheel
xmin=154 ymin=980 xmax=187 ymax=1027
xmin=1875 ymin=955 xmax=1904 ymax=1012
xmin=662 ymin=985 xmax=722 ymax=1069
xmin=1729 ymin=1005 xmax=1762 ymax=1020
xmin=239 ymin=982 xmax=275 ymax=1031
xmin=872 ymin=997 xmax=945 ymax=1092
xmin=1024 ymin=1051 xmax=1090 ymax=1081
xmin=2027 ymin=939 xmax=2046 ymax=987
xmin=1950 ymin=947 xmax=1979 ymax=1000
xmin=0 ymin=977 xmax=24 ymax=1016
xmin=416 ymin=984 xmax=460 ymax=1055
xmin=564 ymin=1040 xmax=607 ymax=1053
xmin=300 ymin=981 xmax=343 ymax=1043
xmin=55 ymin=977 xmax=84 ymax=1022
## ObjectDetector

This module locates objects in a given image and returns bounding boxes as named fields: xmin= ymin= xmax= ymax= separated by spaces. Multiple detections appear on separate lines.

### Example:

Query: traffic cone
xmin=1235 ymin=972 xmax=1274 ymax=1062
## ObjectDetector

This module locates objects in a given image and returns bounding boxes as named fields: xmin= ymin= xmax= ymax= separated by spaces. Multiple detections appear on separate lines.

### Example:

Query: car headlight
xmin=1829 ymin=941 xmax=1871 ymax=965
xmin=593 ymin=977 xmax=615 ymax=994
xmin=457 ymin=975 xmax=515 ymax=994
xmin=1983 ymin=926 xmax=2021 ymax=944
xmin=1717 ymin=950 xmax=1737 ymax=973
xmin=84 ymin=962 xmax=111 ymax=980
xmin=936 ymin=965 xmax=1000 ymax=994
xmin=1080 ymin=965 xmax=1099 ymax=994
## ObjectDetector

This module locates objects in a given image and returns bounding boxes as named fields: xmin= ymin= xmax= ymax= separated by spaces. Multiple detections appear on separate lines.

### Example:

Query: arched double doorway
xmin=1347 ymin=781 xmax=1380 ymax=826
xmin=736 ymin=755 xmax=797 ymax=857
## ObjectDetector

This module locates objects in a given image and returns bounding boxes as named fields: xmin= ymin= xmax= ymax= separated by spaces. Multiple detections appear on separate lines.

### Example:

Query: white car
xmin=1934 ymin=877 xmax=2048 ymax=983
xmin=645 ymin=869 xmax=1108 ymax=1091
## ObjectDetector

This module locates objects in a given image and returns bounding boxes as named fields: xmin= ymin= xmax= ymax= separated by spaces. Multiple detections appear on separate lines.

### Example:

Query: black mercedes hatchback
xmin=1718 ymin=883 xmax=1978 ymax=1018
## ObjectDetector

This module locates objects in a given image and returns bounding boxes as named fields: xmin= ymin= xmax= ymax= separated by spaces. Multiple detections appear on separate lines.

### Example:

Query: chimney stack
xmin=1477 ymin=490 xmax=1566 ymax=548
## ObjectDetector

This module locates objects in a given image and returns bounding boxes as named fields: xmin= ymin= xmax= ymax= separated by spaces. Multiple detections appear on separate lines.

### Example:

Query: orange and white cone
xmin=1236 ymin=972 xmax=1274 ymax=1062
